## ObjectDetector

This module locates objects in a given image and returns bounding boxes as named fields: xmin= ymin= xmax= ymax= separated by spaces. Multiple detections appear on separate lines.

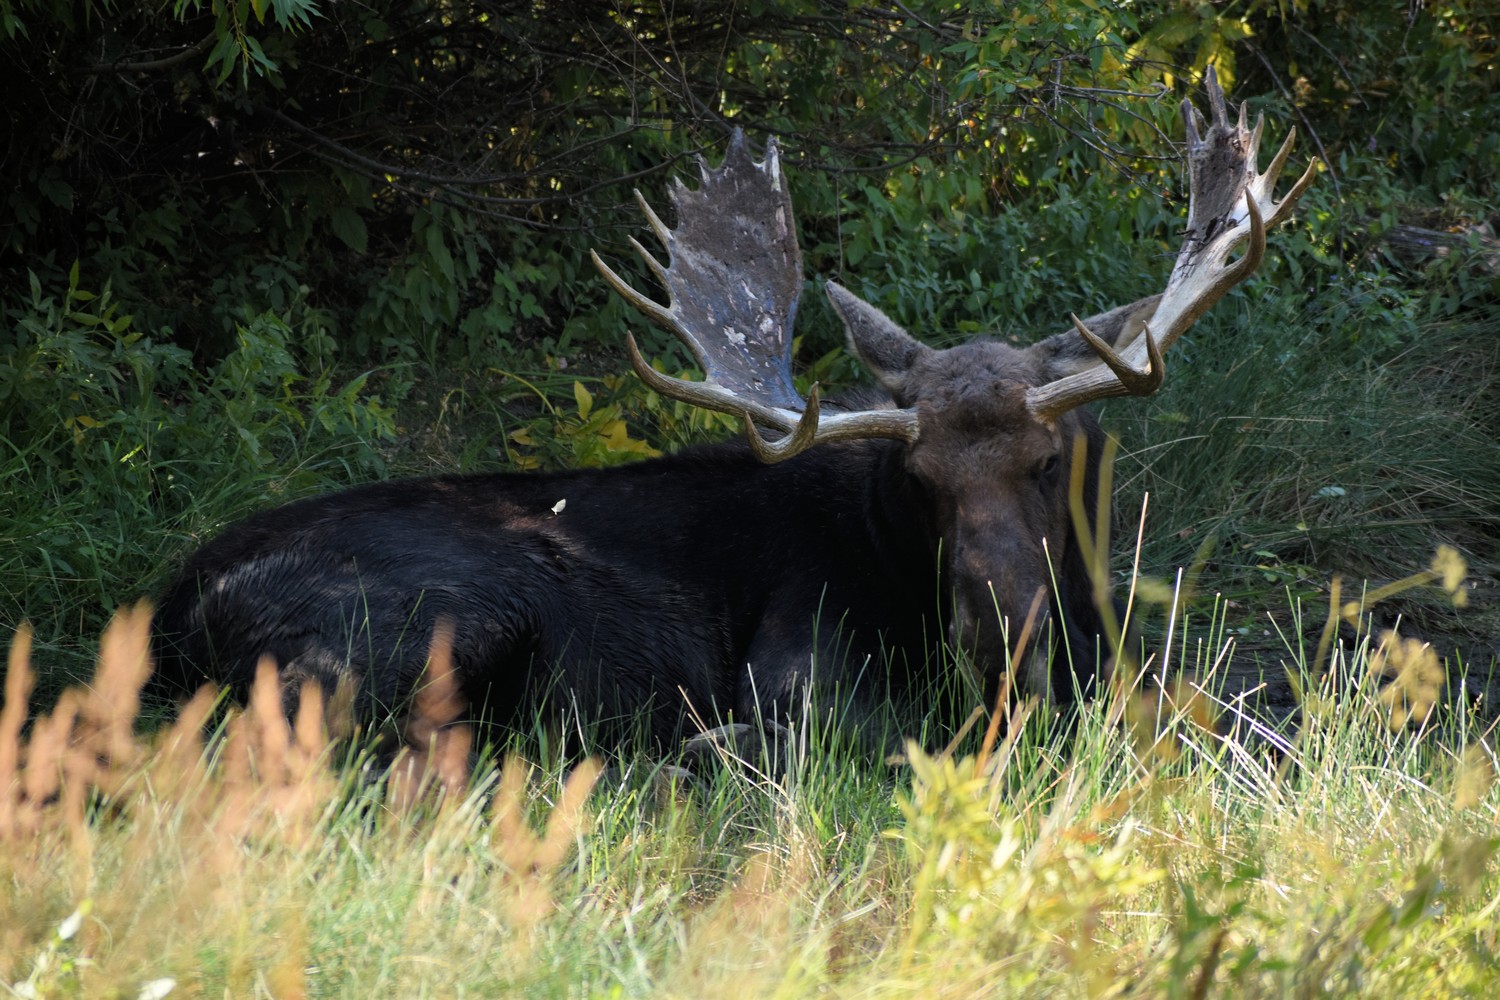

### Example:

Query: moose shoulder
xmin=151 ymin=70 xmax=1316 ymax=749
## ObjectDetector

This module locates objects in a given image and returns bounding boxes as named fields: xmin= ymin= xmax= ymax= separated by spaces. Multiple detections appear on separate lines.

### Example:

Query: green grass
xmin=1101 ymin=295 xmax=1499 ymax=664
xmin=4 ymin=601 xmax=1499 ymax=997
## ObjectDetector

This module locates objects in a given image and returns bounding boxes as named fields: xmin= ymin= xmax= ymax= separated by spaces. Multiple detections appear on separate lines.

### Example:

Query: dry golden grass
xmin=1 ymin=578 xmax=1497 ymax=997
xmin=0 ymin=606 xmax=603 ymax=995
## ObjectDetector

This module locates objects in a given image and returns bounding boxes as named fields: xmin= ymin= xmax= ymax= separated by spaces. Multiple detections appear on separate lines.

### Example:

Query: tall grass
xmin=1103 ymin=299 xmax=1499 ymax=661
xmin=3 ymin=591 xmax=1497 ymax=997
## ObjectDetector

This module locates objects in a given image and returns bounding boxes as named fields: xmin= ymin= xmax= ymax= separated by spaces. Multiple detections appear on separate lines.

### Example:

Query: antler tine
xmin=1258 ymin=122 xmax=1289 ymax=195
xmin=621 ymin=331 xmax=790 ymax=429
xmin=746 ymin=385 xmax=823 ymax=462
xmin=1261 ymin=130 xmax=1320 ymax=229
xmin=1069 ymin=313 xmax=1164 ymax=395
xmin=633 ymin=189 xmax=672 ymax=249
xmin=590 ymin=250 xmax=674 ymax=331
xmin=1027 ymin=69 xmax=1317 ymax=423
xmin=1205 ymin=63 xmax=1231 ymax=129
xmin=623 ymin=328 xmax=917 ymax=464
xmin=1228 ymin=190 xmax=1267 ymax=282
xmin=628 ymin=236 xmax=669 ymax=287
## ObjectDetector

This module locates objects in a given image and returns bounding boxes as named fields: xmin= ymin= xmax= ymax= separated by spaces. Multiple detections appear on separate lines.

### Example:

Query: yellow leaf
xmin=601 ymin=419 xmax=628 ymax=446
xmin=1455 ymin=745 xmax=1495 ymax=811
xmin=1131 ymin=577 xmax=1177 ymax=605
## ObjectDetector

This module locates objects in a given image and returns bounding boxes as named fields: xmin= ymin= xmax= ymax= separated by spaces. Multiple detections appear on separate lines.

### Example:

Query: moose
xmin=151 ymin=71 xmax=1315 ymax=752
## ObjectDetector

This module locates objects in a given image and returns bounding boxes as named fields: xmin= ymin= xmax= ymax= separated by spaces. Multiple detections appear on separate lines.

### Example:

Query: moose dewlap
xmin=151 ymin=69 xmax=1316 ymax=749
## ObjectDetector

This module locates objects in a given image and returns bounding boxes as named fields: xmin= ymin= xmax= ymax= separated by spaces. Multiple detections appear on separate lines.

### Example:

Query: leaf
xmin=329 ymin=206 xmax=368 ymax=254
xmin=245 ymin=36 xmax=281 ymax=78
xmin=425 ymin=225 xmax=455 ymax=282
xmin=572 ymin=381 xmax=593 ymax=420
xmin=206 ymin=31 xmax=240 ymax=86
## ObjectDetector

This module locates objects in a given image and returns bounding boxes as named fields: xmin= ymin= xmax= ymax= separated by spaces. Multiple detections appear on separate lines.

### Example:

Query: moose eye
xmin=1037 ymin=453 xmax=1060 ymax=479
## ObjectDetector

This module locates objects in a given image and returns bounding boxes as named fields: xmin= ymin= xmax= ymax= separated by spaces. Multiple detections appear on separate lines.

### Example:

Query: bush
xmin=1 ymin=268 xmax=396 ymax=690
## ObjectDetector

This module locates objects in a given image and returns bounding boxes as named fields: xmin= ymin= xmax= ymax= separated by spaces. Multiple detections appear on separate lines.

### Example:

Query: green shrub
xmin=1 ymin=268 xmax=397 ymax=689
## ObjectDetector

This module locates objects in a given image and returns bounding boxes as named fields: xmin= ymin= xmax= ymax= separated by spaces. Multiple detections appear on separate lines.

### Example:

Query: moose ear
xmin=1028 ymin=294 xmax=1161 ymax=381
xmin=825 ymin=282 xmax=930 ymax=393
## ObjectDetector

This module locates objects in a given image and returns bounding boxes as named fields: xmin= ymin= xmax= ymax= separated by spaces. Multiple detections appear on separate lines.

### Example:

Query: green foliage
xmin=817 ymin=168 xmax=1182 ymax=344
xmin=502 ymin=374 xmax=661 ymax=471
xmin=4 ymin=0 xmax=1490 ymax=371
xmin=1 ymin=269 xmax=395 ymax=686
xmin=1103 ymin=298 xmax=1499 ymax=640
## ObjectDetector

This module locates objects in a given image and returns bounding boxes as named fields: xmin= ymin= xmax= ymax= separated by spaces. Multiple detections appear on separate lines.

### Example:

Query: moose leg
xmin=693 ymin=599 xmax=900 ymax=768
xmin=679 ymin=720 xmax=795 ymax=774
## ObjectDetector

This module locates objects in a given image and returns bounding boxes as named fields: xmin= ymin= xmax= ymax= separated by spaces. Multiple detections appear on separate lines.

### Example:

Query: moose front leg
xmin=684 ymin=594 xmax=906 ymax=772
xmin=662 ymin=600 xmax=832 ymax=775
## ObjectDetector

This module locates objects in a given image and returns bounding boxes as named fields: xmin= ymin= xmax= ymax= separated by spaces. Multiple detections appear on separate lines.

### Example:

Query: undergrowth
xmin=1104 ymin=297 xmax=1498 ymax=658
xmin=1 ymin=561 xmax=1496 ymax=997
xmin=1 ymin=268 xmax=397 ymax=693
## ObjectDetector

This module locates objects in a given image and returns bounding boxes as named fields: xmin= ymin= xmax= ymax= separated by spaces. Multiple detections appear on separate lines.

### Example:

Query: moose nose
xmin=949 ymin=577 xmax=1057 ymax=700
xmin=955 ymin=568 xmax=1047 ymax=630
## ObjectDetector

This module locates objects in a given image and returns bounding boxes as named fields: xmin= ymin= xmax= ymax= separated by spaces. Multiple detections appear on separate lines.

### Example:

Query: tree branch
xmin=78 ymin=34 xmax=216 ymax=75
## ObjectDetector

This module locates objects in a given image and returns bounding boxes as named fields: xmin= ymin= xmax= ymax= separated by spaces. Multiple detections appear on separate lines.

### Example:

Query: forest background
xmin=1 ymin=0 xmax=1496 ymax=695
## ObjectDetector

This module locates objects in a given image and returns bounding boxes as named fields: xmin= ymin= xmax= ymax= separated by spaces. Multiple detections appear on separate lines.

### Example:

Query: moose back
xmin=151 ymin=71 xmax=1315 ymax=747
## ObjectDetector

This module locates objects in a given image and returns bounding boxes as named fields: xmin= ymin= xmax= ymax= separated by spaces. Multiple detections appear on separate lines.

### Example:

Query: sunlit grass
xmin=3 ymin=580 xmax=1497 ymax=997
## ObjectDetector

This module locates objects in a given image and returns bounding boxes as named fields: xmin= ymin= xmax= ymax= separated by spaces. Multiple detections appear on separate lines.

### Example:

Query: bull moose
xmin=151 ymin=70 xmax=1316 ymax=751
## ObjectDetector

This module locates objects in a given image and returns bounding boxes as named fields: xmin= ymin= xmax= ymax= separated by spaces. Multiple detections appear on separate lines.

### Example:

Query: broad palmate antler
xmin=593 ymin=67 xmax=1318 ymax=455
xmin=1025 ymin=66 xmax=1318 ymax=421
xmin=590 ymin=130 xmax=917 ymax=461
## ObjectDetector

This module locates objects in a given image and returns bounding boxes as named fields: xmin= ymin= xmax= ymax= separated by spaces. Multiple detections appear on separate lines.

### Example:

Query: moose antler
xmin=591 ymin=130 xmax=919 ymax=462
xmin=1025 ymin=67 xmax=1319 ymax=422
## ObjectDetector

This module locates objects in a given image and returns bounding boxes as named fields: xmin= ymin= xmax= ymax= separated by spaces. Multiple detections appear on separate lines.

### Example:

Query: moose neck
xmin=857 ymin=436 xmax=944 ymax=590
